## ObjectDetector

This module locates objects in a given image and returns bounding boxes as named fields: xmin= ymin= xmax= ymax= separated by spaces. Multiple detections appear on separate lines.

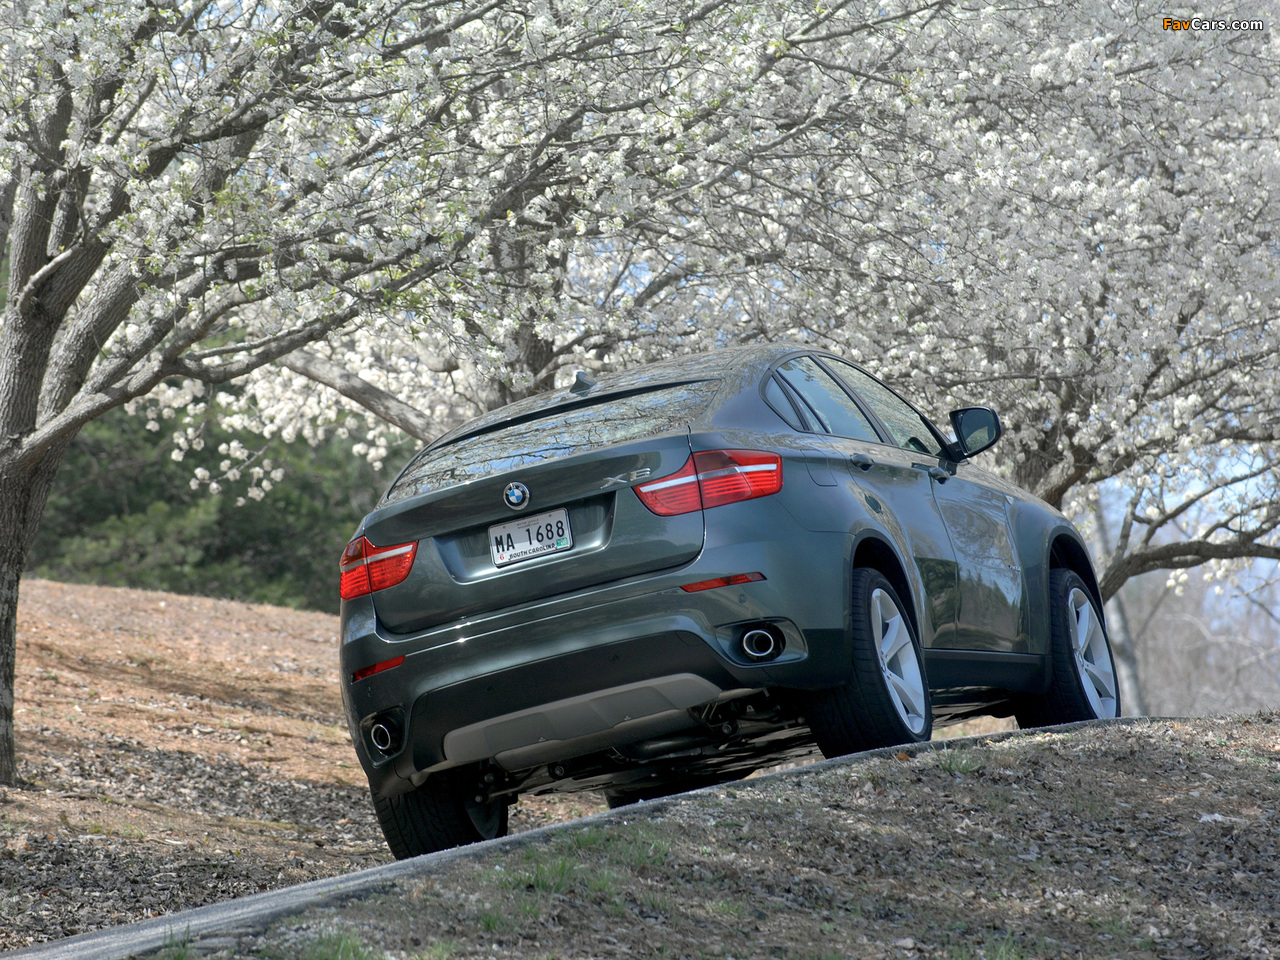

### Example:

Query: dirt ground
xmin=3 ymin=579 xmax=1277 ymax=959
xmin=0 ymin=579 xmax=605 ymax=950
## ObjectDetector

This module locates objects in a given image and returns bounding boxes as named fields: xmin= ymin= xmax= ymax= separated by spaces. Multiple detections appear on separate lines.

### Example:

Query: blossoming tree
xmin=257 ymin=1 xmax=1280 ymax=609
xmin=1 ymin=0 xmax=1276 ymax=782
xmin=0 ymin=0 xmax=954 ymax=782
xmin=816 ymin=4 xmax=1280 ymax=607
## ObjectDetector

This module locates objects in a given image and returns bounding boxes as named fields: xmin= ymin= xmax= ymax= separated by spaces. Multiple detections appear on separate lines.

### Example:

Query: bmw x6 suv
xmin=339 ymin=344 xmax=1119 ymax=858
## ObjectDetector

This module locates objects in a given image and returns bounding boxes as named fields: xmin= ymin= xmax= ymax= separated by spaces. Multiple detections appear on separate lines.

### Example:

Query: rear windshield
xmin=382 ymin=380 xmax=721 ymax=504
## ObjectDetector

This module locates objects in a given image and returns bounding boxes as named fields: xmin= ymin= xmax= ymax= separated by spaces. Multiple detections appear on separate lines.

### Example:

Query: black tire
xmin=372 ymin=768 xmax=509 ymax=859
xmin=809 ymin=568 xmax=932 ymax=758
xmin=1016 ymin=568 xmax=1120 ymax=728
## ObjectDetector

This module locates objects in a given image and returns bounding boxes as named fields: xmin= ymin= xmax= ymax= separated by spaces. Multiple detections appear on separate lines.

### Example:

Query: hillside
xmin=2 ymin=579 xmax=1276 ymax=958
xmin=222 ymin=713 xmax=1280 ymax=960
xmin=2 ymin=579 xmax=604 ymax=950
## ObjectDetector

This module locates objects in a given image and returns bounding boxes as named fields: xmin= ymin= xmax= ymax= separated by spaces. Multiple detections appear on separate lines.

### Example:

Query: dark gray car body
xmin=340 ymin=344 xmax=1104 ymax=805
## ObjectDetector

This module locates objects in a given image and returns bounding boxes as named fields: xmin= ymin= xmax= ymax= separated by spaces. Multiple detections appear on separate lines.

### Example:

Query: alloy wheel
xmin=1067 ymin=587 xmax=1119 ymax=718
xmin=870 ymin=587 xmax=928 ymax=735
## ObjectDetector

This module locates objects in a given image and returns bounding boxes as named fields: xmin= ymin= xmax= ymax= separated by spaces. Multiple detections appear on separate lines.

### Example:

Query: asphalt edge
xmin=4 ymin=716 xmax=1165 ymax=960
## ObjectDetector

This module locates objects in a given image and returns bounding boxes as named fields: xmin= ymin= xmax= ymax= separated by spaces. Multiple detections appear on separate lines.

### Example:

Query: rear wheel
xmin=809 ymin=568 xmax=932 ymax=758
xmin=372 ymin=768 xmax=509 ymax=859
xmin=1016 ymin=568 xmax=1120 ymax=727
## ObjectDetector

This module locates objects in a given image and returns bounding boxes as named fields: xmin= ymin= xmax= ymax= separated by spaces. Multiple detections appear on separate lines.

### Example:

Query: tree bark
xmin=0 ymin=447 xmax=71 ymax=784
xmin=0 ymin=545 xmax=20 ymax=785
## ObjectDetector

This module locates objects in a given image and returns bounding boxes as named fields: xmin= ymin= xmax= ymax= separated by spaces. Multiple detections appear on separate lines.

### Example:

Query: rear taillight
xmin=634 ymin=450 xmax=782 ymax=516
xmin=693 ymin=450 xmax=784 ymax=508
xmin=340 ymin=536 xmax=418 ymax=600
xmin=633 ymin=456 xmax=702 ymax=515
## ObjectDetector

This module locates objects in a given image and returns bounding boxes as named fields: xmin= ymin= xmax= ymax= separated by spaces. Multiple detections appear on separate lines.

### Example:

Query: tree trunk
xmin=0 ymin=542 xmax=20 ymax=786
xmin=1091 ymin=502 xmax=1147 ymax=717
xmin=0 ymin=449 xmax=73 ymax=785
xmin=0 ymin=481 xmax=32 ymax=785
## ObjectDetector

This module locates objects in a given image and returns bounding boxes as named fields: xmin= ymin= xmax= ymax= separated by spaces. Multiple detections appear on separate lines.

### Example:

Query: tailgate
xmin=362 ymin=382 xmax=719 ymax=634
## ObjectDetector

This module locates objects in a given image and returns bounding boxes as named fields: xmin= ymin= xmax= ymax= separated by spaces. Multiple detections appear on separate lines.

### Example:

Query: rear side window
xmin=823 ymin=358 xmax=944 ymax=456
xmin=776 ymin=357 xmax=879 ymax=443
xmin=382 ymin=381 xmax=721 ymax=504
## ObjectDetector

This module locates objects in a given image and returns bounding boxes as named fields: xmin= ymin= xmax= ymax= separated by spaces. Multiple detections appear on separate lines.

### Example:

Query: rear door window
xmin=775 ymin=357 xmax=880 ymax=443
xmin=822 ymin=358 xmax=944 ymax=456
xmin=763 ymin=376 xmax=806 ymax=431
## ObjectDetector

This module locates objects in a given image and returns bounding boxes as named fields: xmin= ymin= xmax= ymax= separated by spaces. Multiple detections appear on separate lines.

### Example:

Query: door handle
xmin=913 ymin=463 xmax=950 ymax=483
xmin=849 ymin=453 xmax=874 ymax=471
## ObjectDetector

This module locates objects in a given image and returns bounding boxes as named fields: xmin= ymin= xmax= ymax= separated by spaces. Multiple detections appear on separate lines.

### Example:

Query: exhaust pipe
xmin=740 ymin=624 xmax=784 ymax=662
xmin=370 ymin=722 xmax=397 ymax=753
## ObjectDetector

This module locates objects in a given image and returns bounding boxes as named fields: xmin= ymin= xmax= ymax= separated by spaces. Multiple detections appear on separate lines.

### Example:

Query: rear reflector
xmin=340 ymin=536 xmax=418 ymax=600
xmin=352 ymin=655 xmax=405 ymax=683
xmin=634 ymin=450 xmax=782 ymax=516
xmin=680 ymin=572 xmax=767 ymax=593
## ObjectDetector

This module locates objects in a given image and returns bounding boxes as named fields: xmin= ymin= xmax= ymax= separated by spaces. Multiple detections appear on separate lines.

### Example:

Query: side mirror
xmin=949 ymin=407 xmax=1002 ymax=459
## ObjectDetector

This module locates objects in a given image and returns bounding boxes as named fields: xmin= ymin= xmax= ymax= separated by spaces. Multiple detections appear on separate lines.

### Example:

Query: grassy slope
xmin=163 ymin=716 xmax=1280 ymax=960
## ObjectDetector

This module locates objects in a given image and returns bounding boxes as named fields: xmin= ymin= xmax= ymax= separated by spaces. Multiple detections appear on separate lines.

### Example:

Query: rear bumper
xmin=340 ymin=525 xmax=853 ymax=797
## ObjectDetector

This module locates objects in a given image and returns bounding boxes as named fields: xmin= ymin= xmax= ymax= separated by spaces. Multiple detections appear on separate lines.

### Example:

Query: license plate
xmin=489 ymin=508 xmax=573 ymax=567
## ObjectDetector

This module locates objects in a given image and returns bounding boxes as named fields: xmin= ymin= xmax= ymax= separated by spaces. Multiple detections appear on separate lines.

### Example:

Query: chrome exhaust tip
xmin=741 ymin=624 xmax=784 ymax=662
xmin=370 ymin=722 xmax=396 ymax=753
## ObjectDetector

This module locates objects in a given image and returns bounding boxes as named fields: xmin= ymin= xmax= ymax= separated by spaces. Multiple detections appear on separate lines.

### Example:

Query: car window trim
xmin=769 ymin=354 xmax=889 ymax=444
xmin=762 ymin=374 xmax=812 ymax=432
xmin=762 ymin=355 xmax=875 ymax=442
xmin=774 ymin=363 xmax=838 ymax=434
xmin=779 ymin=372 xmax=833 ymax=434
xmin=807 ymin=355 xmax=890 ymax=443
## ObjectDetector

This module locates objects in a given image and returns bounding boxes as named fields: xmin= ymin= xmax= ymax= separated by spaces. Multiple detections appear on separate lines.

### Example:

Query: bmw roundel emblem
xmin=503 ymin=481 xmax=530 ymax=511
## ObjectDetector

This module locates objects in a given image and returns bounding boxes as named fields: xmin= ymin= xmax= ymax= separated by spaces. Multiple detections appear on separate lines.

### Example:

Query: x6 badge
xmin=600 ymin=468 xmax=652 ymax=489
